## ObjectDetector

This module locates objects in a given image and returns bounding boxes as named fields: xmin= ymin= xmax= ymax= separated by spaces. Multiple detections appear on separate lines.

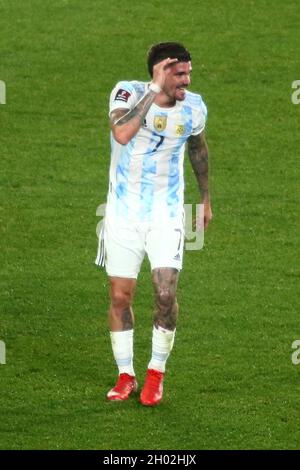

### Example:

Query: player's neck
xmin=154 ymin=92 xmax=176 ymax=108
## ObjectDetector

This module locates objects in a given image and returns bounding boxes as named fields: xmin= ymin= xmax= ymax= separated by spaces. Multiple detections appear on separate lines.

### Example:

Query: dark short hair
xmin=147 ymin=42 xmax=191 ymax=77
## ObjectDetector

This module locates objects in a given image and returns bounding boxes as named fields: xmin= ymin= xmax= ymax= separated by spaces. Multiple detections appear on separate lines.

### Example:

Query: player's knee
xmin=156 ymin=288 xmax=175 ymax=309
xmin=110 ymin=289 xmax=132 ymax=310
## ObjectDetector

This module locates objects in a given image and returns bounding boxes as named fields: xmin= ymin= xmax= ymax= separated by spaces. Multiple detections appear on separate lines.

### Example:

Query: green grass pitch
xmin=1 ymin=0 xmax=300 ymax=450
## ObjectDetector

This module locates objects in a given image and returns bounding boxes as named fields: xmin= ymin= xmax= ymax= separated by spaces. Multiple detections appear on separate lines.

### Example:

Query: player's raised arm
xmin=110 ymin=57 xmax=178 ymax=145
xmin=187 ymin=130 xmax=213 ymax=229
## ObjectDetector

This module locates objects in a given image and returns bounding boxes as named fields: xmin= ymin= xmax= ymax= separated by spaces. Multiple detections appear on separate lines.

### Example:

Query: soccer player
xmin=96 ymin=42 xmax=212 ymax=406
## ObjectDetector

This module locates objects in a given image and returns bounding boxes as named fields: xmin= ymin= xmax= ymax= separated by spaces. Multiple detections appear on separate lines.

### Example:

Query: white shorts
xmin=95 ymin=215 xmax=185 ymax=279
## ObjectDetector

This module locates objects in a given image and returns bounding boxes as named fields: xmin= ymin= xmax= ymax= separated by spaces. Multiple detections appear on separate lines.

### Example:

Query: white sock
xmin=148 ymin=326 xmax=176 ymax=373
xmin=110 ymin=330 xmax=135 ymax=376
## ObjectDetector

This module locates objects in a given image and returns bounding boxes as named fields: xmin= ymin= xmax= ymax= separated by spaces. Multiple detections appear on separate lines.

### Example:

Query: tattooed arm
xmin=110 ymin=90 xmax=157 ymax=145
xmin=187 ymin=130 xmax=213 ymax=229
xmin=110 ymin=57 xmax=178 ymax=145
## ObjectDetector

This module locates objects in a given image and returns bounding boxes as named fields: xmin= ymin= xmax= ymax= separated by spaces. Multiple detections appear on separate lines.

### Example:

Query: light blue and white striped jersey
xmin=106 ymin=80 xmax=207 ymax=223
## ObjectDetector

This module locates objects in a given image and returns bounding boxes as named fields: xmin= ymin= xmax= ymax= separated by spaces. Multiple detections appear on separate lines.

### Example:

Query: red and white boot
xmin=107 ymin=373 xmax=138 ymax=401
xmin=140 ymin=369 xmax=164 ymax=406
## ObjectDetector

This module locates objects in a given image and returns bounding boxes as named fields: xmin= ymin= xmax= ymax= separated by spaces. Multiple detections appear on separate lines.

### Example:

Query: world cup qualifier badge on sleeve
xmin=115 ymin=88 xmax=131 ymax=102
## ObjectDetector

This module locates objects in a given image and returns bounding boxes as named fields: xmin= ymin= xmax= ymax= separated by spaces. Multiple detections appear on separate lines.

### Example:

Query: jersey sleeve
xmin=191 ymin=97 xmax=208 ymax=136
xmin=109 ymin=81 xmax=139 ymax=116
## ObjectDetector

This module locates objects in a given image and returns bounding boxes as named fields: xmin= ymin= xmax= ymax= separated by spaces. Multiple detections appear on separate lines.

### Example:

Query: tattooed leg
xmin=109 ymin=277 xmax=136 ymax=331
xmin=146 ymin=268 xmax=179 ymax=374
xmin=152 ymin=268 xmax=179 ymax=331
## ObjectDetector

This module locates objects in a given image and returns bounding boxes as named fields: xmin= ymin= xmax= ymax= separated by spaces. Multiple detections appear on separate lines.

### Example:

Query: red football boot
xmin=107 ymin=373 xmax=138 ymax=401
xmin=140 ymin=369 xmax=164 ymax=406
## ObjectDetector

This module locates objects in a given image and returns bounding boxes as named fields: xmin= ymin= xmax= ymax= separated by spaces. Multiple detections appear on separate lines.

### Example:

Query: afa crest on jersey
xmin=154 ymin=116 xmax=167 ymax=132
xmin=175 ymin=124 xmax=185 ymax=136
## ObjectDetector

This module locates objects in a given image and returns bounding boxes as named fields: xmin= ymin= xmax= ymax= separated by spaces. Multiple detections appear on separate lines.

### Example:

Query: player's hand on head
xmin=152 ymin=57 xmax=178 ymax=90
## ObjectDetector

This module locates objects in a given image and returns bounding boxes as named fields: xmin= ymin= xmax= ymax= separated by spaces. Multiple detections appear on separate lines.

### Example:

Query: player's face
xmin=164 ymin=61 xmax=192 ymax=101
